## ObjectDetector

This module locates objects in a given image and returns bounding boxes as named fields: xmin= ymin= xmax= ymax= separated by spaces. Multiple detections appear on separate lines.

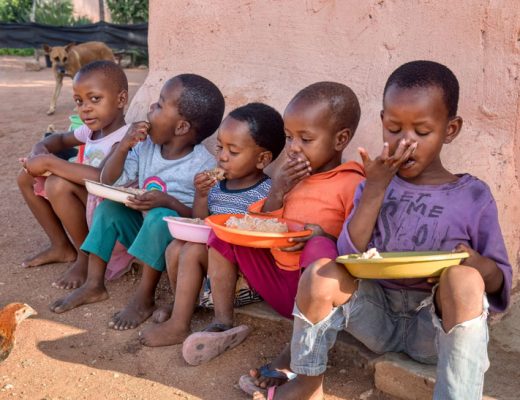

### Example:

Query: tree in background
xmin=106 ymin=0 xmax=147 ymax=24
xmin=0 ymin=0 xmax=32 ymax=22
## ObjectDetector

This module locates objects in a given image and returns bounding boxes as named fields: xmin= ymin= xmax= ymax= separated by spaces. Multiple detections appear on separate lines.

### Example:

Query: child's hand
xmin=271 ymin=156 xmax=312 ymax=196
xmin=24 ymin=154 xmax=55 ymax=177
xmin=427 ymin=244 xmax=484 ymax=284
xmin=194 ymin=172 xmax=217 ymax=198
xmin=120 ymin=121 xmax=150 ymax=150
xmin=279 ymin=223 xmax=328 ymax=252
xmin=359 ymin=140 xmax=417 ymax=189
xmin=454 ymin=243 xmax=484 ymax=269
xmin=125 ymin=190 xmax=169 ymax=211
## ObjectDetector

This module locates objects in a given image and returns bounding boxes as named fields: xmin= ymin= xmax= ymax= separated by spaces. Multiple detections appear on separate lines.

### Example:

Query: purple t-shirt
xmin=338 ymin=174 xmax=512 ymax=313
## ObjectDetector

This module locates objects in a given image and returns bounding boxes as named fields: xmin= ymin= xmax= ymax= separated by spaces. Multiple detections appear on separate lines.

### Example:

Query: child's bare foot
xmin=22 ymin=245 xmax=76 ymax=268
xmin=49 ymin=284 xmax=108 ymax=314
xmin=138 ymin=318 xmax=190 ymax=347
xmin=109 ymin=296 xmax=155 ymax=330
xmin=152 ymin=304 xmax=173 ymax=323
xmin=252 ymin=375 xmax=323 ymax=400
xmin=52 ymin=258 xmax=88 ymax=289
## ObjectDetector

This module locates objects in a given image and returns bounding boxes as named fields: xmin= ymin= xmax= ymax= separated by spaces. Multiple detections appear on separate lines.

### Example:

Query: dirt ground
xmin=0 ymin=56 xmax=385 ymax=400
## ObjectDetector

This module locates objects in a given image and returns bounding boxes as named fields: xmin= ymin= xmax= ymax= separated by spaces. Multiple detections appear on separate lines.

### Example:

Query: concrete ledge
xmin=374 ymin=353 xmax=436 ymax=400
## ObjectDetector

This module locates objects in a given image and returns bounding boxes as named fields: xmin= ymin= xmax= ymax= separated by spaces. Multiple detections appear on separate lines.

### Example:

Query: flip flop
xmin=238 ymin=364 xmax=296 ymax=395
xmin=182 ymin=324 xmax=251 ymax=366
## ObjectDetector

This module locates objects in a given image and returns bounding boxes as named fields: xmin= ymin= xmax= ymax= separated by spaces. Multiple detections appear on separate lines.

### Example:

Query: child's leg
xmin=433 ymin=265 xmax=488 ymax=400
xmin=152 ymin=239 xmax=186 ymax=323
xmin=260 ymin=258 xmax=357 ymax=400
xmin=49 ymin=200 xmax=144 ymax=313
xmin=17 ymin=170 xmax=76 ymax=267
xmin=206 ymin=246 xmax=239 ymax=328
xmin=139 ymin=242 xmax=208 ymax=346
xmin=44 ymin=174 xmax=89 ymax=289
xmin=247 ymin=237 xmax=340 ymax=390
xmin=109 ymin=207 xmax=179 ymax=330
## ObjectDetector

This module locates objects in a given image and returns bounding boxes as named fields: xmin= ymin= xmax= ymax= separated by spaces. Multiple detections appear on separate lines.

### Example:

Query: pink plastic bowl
xmin=163 ymin=216 xmax=212 ymax=244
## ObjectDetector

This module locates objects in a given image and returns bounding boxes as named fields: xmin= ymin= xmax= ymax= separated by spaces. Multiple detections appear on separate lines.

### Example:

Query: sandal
xmin=182 ymin=324 xmax=250 ymax=366
xmin=238 ymin=364 xmax=296 ymax=396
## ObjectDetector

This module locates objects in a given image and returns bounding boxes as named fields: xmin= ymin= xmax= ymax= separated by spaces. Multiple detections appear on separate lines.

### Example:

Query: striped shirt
xmin=208 ymin=176 xmax=271 ymax=215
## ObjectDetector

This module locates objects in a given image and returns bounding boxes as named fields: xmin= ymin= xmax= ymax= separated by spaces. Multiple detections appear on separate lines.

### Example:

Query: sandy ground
xmin=0 ymin=56 xmax=385 ymax=400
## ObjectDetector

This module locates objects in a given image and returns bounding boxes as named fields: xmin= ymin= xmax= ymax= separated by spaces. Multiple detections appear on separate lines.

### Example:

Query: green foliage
xmin=34 ymin=0 xmax=92 ymax=26
xmin=0 ymin=0 xmax=32 ymax=22
xmin=0 ymin=47 xmax=34 ymax=55
xmin=107 ymin=0 xmax=148 ymax=24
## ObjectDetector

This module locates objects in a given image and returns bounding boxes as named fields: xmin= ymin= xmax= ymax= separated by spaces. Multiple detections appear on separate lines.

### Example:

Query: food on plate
xmin=116 ymin=187 xmax=147 ymax=195
xmin=204 ymin=167 xmax=225 ymax=181
xmin=171 ymin=217 xmax=206 ymax=225
xmin=225 ymin=214 xmax=288 ymax=233
xmin=359 ymin=248 xmax=383 ymax=259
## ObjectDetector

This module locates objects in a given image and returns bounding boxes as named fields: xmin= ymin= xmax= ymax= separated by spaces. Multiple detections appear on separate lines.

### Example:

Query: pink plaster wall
xmin=72 ymin=0 xmax=111 ymax=22
xmin=127 ymin=0 xmax=520 ymax=281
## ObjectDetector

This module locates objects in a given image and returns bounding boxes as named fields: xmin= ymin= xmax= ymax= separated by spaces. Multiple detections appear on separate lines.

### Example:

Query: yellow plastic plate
xmin=335 ymin=251 xmax=469 ymax=279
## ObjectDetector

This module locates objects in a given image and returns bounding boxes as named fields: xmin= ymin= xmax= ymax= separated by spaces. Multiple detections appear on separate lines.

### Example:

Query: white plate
xmin=84 ymin=179 xmax=138 ymax=204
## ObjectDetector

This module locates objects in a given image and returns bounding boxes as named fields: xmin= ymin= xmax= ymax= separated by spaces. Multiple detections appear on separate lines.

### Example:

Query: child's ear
xmin=256 ymin=151 xmax=273 ymax=169
xmin=444 ymin=116 xmax=463 ymax=144
xmin=380 ymin=110 xmax=384 ymax=120
xmin=175 ymin=120 xmax=191 ymax=136
xmin=117 ymin=90 xmax=129 ymax=108
xmin=334 ymin=128 xmax=352 ymax=151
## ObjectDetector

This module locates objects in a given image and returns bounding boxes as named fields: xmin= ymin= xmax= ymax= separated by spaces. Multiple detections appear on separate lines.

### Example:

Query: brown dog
xmin=43 ymin=41 xmax=114 ymax=115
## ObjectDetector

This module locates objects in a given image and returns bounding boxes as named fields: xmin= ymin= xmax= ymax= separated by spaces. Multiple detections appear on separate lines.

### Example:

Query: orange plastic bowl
xmin=205 ymin=214 xmax=312 ymax=248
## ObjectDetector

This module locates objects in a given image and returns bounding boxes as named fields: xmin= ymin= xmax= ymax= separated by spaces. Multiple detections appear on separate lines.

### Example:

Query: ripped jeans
xmin=290 ymin=280 xmax=489 ymax=400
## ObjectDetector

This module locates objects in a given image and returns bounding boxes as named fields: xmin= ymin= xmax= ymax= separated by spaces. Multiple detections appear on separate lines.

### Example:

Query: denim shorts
xmin=290 ymin=279 xmax=489 ymax=379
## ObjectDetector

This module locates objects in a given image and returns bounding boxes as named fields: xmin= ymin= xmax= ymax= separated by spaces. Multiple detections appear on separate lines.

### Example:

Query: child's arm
xmin=125 ymin=191 xmax=192 ymax=217
xmin=29 ymin=131 xmax=82 ymax=156
xmin=348 ymin=140 xmax=416 ymax=251
xmin=192 ymin=172 xmax=217 ymax=219
xmin=280 ymin=223 xmax=337 ymax=252
xmin=24 ymin=155 xmax=100 ymax=184
xmin=101 ymin=122 xmax=149 ymax=185
xmin=262 ymin=156 xmax=311 ymax=212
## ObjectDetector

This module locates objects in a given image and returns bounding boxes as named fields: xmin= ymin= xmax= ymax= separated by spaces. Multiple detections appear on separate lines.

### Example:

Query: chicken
xmin=0 ymin=303 xmax=37 ymax=362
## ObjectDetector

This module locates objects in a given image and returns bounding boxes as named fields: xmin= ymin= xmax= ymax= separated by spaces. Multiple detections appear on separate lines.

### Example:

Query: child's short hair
xmin=290 ymin=82 xmax=361 ymax=137
xmin=76 ymin=60 xmax=128 ymax=92
xmin=228 ymin=102 xmax=285 ymax=160
xmin=174 ymin=74 xmax=225 ymax=144
xmin=383 ymin=60 xmax=459 ymax=117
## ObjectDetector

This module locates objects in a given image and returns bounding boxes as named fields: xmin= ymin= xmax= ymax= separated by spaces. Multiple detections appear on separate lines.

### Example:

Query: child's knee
xmin=439 ymin=265 xmax=485 ymax=306
xmin=45 ymin=174 xmax=71 ymax=198
xmin=17 ymin=169 xmax=33 ymax=189
xmin=165 ymin=240 xmax=183 ymax=272
xmin=298 ymin=259 xmax=347 ymax=302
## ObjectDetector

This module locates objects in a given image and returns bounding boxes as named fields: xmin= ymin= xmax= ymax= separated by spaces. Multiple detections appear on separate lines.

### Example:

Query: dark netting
xmin=0 ymin=21 xmax=147 ymax=50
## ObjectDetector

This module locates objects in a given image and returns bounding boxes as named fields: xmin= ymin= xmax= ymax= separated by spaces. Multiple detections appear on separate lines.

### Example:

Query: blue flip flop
xmin=238 ymin=364 xmax=296 ymax=396
xmin=258 ymin=364 xmax=297 ymax=381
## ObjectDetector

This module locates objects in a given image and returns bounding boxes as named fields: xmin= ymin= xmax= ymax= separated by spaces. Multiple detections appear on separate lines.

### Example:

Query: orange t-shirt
xmin=248 ymin=161 xmax=365 ymax=271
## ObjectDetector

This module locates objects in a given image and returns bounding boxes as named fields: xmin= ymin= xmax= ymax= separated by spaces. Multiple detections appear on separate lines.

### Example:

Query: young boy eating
xmin=182 ymin=82 xmax=366 ymax=366
xmin=262 ymin=61 xmax=511 ymax=400
xmin=49 ymin=74 xmax=225 ymax=332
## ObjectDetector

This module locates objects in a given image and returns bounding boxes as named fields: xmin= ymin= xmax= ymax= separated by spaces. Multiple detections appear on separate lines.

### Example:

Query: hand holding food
xmin=120 ymin=121 xmax=150 ymax=150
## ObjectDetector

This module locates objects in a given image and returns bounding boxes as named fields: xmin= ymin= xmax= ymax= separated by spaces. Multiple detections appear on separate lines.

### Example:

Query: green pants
xmin=81 ymin=200 xmax=178 ymax=271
